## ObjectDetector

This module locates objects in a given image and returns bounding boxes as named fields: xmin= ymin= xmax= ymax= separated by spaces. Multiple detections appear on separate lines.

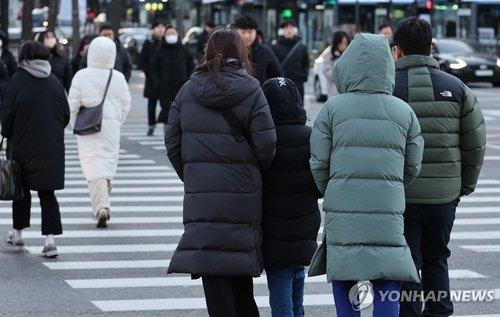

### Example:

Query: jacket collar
xmin=395 ymin=55 xmax=439 ymax=71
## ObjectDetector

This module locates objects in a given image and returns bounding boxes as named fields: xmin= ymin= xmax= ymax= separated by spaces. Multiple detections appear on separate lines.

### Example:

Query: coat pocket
xmin=307 ymin=232 xmax=327 ymax=277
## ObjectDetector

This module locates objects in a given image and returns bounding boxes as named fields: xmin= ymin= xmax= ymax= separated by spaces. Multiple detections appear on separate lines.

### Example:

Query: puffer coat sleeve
xmin=165 ymin=99 xmax=184 ymax=181
xmin=404 ymin=111 xmax=424 ymax=187
xmin=309 ymin=105 xmax=333 ymax=195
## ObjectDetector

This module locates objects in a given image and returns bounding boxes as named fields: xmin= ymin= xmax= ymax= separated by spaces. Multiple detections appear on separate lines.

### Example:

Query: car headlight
xmin=497 ymin=58 xmax=500 ymax=67
xmin=449 ymin=58 xmax=467 ymax=70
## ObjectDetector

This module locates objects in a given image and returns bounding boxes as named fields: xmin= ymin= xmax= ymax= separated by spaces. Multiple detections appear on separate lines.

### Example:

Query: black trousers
xmin=12 ymin=187 xmax=62 ymax=236
xmin=202 ymin=276 xmax=259 ymax=317
xmin=147 ymin=97 xmax=158 ymax=127
xmin=400 ymin=199 xmax=458 ymax=317
xmin=294 ymin=81 xmax=305 ymax=105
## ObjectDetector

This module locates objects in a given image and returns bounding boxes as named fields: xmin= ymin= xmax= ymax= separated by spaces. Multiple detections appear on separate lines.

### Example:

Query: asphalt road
xmin=1 ymin=70 xmax=499 ymax=317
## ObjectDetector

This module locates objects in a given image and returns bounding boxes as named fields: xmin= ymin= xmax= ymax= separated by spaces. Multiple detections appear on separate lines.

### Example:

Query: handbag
xmin=73 ymin=69 xmax=113 ymax=135
xmin=0 ymin=137 xmax=24 ymax=201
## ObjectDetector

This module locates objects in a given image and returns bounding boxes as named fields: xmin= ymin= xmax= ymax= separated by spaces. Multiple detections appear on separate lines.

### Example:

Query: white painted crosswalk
xmin=1 ymin=123 xmax=499 ymax=316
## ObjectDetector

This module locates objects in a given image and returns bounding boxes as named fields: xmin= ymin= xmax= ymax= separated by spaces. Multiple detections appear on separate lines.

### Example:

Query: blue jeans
xmin=332 ymin=279 xmax=402 ymax=317
xmin=265 ymin=265 xmax=305 ymax=317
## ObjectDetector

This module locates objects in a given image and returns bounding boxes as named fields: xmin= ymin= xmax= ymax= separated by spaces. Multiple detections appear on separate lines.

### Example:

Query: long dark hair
xmin=34 ymin=30 xmax=65 ymax=57
xmin=77 ymin=35 xmax=94 ymax=55
xmin=195 ymin=28 xmax=254 ymax=90
xmin=331 ymin=31 xmax=350 ymax=61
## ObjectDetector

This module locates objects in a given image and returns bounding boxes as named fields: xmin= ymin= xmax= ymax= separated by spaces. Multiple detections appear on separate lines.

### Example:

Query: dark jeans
xmin=202 ymin=276 xmax=259 ymax=317
xmin=265 ymin=265 xmax=305 ymax=317
xmin=147 ymin=97 xmax=158 ymax=127
xmin=13 ymin=187 xmax=62 ymax=235
xmin=400 ymin=199 xmax=458 ymax=317
xmin=332 ymin=279 xmax=402 ymax=317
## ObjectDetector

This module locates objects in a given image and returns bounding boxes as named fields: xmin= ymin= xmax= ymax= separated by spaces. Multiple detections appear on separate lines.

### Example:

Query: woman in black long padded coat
xmin=1 ymin=41 xmax=69 ymax=258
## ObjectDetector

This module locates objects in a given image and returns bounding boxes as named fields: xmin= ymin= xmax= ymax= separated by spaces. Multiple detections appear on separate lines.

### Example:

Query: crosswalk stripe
xmin=25 ymin=244 xmax=178 ymax=254
xmin=454 ymin=218 xmax=500 ymax=225
xmin=477 ymin=179 xmax=500 ymax=184
xmin=66 ymin=166 xmax=171 ymax=172
xmin=451 ymin=231 xmax=500 ymax=239
xmin=65 ymin=172 xmax=179 ymax=178
xmin=0 ymin=206 xmax=182 ymax=214
xmin=153 ymin=146 xmax=164 ymax=151
xmin=43 ymin=259 xmax=170 ymax=270
xmin=65 ymin=149 xmax=127 ymax=154
xmin=457 ymin=207 xmax=500 ymax=213
xmin=139 ymin=141 xmax=164 ymax=146
xmin=66 ymin=159 xmax=156 ymax=166
xmin=56 ymin=187 xmax=184 ymax=194
xmin=127 ymin=136 xmax=163 ymax=140
xmin=64 ymin=270 xmax=484 ymax=289
xmin=0 ymin=196 xmax=183 ymax=203
xmin=64 ymin=179 xmax=183 ymax=185
xmin=484 ymin=156 xmax=500 ymax=160
xmin=65 ymin=154 xmax=141 ymax=160
xmin=460 ymin=245 xmax=500 ymax=252
xmin=0 ymin=217 xmax=183 ymax=225
xmin=22 ymin=229 xmax=184 ymax=238
xmin=473 ymin=187 xmax=500 ymax=193
xmin=460 ymin=197 xmax=500 ymax=202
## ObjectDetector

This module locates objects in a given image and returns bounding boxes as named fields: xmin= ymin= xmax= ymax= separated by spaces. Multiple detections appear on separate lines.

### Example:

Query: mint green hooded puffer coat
xmin=308 ymin=33 xmax=423 ymax=283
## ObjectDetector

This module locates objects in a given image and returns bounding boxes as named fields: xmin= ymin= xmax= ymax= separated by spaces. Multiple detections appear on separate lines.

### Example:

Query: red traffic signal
xmin=426 ymin=0 xmax=432 ymax=10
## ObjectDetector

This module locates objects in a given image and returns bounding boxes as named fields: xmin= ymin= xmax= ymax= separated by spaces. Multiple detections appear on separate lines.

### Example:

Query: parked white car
xmin=312 ymin=46 xmax=330 ymax=102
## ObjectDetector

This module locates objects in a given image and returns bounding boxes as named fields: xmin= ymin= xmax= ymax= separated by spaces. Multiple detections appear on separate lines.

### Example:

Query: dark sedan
xmin=432 ymin=38 xmax=500 ymax=87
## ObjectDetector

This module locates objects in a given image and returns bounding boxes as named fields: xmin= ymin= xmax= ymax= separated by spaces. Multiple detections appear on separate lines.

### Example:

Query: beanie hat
xmin=262 ymin=77 xmax=306 ymax=125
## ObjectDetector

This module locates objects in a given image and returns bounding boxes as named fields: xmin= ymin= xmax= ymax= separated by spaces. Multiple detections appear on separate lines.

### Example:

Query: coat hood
xmin=262 ymin=77 xmax=306 ymax=125
xmin=333 ymin=33 xmax=394 ymax=95
xmin=190 ymin=67 xmax=261 ymax=109
xmin=87 ymin=37 xmax=116 ymax=69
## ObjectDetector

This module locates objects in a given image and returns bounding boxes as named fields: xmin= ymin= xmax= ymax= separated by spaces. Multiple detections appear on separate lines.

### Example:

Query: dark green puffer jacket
xmin=308 ymin=34 xmax=423 ymax=283
xmin=393 ymin=55 xmax=486 ymax=204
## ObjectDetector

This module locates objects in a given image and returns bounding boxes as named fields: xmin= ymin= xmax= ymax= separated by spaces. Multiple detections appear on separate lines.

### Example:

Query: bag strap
xmin=101 ymin=69 xmax=113 ymax=103
xmin=218 ymin=108 xmax=250 ymax=144
xmin=280 ymin=41 xmax=302 ymax=68
xmin=0 ymin=136 xmax=12 ymax=160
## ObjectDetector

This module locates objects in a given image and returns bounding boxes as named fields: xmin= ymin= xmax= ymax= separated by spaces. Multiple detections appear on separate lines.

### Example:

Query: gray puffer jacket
xmin=165 ymin=67 xmax=276 ymax=277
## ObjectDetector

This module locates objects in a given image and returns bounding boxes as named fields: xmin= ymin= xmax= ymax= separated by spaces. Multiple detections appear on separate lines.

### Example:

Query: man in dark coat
xmin=232 ymin=14 xmax=283 ymax=85
xmin=271 ymin=20 xmax=310 ymax=102
xmin=80 ymin=24 xmax=133 ymax=82
xmin=261 ymin=77 xmax=321 ymax=317
xmin=139 ymin=20 xmax=167 ymax=136
xmin=1 ymin=41 xmax=70 ymax=258
xmin=0 ymin=30 xmax=18 ymax=77
xmin=196 ymin=21 xmax=215 ymax=57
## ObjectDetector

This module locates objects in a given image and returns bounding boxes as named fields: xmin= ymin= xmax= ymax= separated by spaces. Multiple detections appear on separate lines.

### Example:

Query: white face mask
xmin=45 ymin=37 xmax=57 ymax=49
xmin=165 ymin=35 xmax=178 ymax=44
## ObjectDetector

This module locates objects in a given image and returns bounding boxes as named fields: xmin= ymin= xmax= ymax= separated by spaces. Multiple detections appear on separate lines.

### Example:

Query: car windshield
xmin=437 ymin=40 xmax=475 ymax=54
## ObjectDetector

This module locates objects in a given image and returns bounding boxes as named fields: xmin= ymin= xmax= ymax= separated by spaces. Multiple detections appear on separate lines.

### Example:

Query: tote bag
xmin=0 ymin=137 xmax=24 ymax=201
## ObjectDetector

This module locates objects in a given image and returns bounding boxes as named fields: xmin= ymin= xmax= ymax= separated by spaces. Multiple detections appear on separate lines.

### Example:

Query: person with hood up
xmin=323 ymin=31 xmax=350 ymax=99
xmin=139 ymin=20 xmax=167 ymax=136
xmin=308 ymin=33 xmax=424 ymax=317
xmin=270 ymin=20 xmax=309 ymax=102
xmin=0 ymin=30 xmax=17 ymax=77
xmin=232 ymin=14 xmax=283 ymax=85
xmin=2 ymin=41 xmax=70 ymax=258
xmin=261 ymin=77 xmax=322 ymax=317
xmin=151 ymin=25 xmax=195 ymax=133
xmin=68 ymin=37 xmax=131 ymax=228
xmin=80 ymin=24 xmax=133 ymax=82
xmin=34 ymin=30 xmax=72 ymax=92
xmin=165 ymin=28 xmax=276 ymax=317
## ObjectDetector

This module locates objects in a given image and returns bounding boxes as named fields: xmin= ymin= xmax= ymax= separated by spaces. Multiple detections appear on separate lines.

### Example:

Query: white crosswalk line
xmin=0 ymin=217 xmax=183 ymax=225
xmin=57 ymin=187 xmax=184 ymax=194
xmin=43 ymin=260 xmax=170 ymax=270
xmin=460 ymin=196 xmax=500 ymax=202
xmin=457 ymin=207 xmax=500 ymax=213
xmin=0 ymin=206 xmax=182 ymax=214
xmin=66 ymin=165 xmax=172 ymax=172
xmin=25 ymin=244 xmax=178 ymax=254
xmin=22 ymin=229 xmax=184 ymax=238
xmin=460 ymin=245 xmax=500 ymax=252
xmin=65 ymin=172 xmax=179 ymax=178
xmin=64 ymin=179 xmax=182 ymax=185
xmin=454 ymin=218 xmax=500 ymax=225
xmin=452 ymin=231 xmax=500 ymax=240
xmin=0 ymin=196 xmax=184 ymax=203
xmin=139 ymin=141 xmax=164 ymax=145
xmin=66 ymin=159 xmax=156 ymax=165
xmin=65 ymin=154 xmax=140 ymax=160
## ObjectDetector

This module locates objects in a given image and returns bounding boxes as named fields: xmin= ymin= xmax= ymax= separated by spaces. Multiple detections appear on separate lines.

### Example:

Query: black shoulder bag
xmin=218 ymin=108 xmax=251 ymax=145
xmin=73 ymin=69 xmax=113 ymax=135
xmin=0 ymin=137 xmax=24 ymax=201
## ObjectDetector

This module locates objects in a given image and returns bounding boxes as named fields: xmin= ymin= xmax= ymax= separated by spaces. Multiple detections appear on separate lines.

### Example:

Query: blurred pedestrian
xmin=166 ymin=28 xmax=276 ymax=317
xmin=139 ymin=20 xmax=167 ymax=136
xmin=34 ymin=30 xmax=72 ymax=92
xmin=271 ymin=20 xmax=309 ymax=102
xmin=0 ymin=30 xmax=18 ymax=77
xmin=0 ymin=58 xmax=8 ymax=101
xmin=196 ymin=21 xmax=215 ymax=57
xmin=308 ymin=33 xmax=424 ymax=317
xmin=261 ymin=77 xmax=321 ymax=317
xmin=68 ymin=37 xmax=131 ymax=228
xmin=80 ymin=24 xmax=133 ymax=82
xmin=1 ymin=41 xmax=70 ymax=257
xmin=323 ymin=31 xmax=350 ymax=99
xmin=392 ymin=17 xmax=486 ymax=317
xmin=232 ymin=14 xmax=283 ymax=85
xmin=150 ymin=25 xmax=194 ymax=133
xmin=71 ymin=35 xmax=93 ymax=78
xmin=378 ymin=23 xmax=393 ymax=44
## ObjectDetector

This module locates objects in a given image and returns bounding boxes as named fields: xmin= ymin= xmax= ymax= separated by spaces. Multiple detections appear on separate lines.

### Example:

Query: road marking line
xmin=0 ymin=217 xmax=183 ymax=225
xmin=25 ymin=244 xmax=178 ymax=254
xmin=43 ymin=259 xmax=170 ymax=270
xmin=0 ymin=206 xmax=182 ymax=214
xmin=21 ymin=229 xmax=184 ymax=239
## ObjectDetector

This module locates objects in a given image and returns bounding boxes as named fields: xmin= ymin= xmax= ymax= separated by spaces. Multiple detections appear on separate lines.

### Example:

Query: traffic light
xmin=426 ymin=0 xmax=432 ymax=10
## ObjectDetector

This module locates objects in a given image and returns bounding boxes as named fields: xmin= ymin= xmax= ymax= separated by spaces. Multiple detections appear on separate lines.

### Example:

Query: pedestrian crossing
xmin=1 ymin=123 xmax=499 ymax=316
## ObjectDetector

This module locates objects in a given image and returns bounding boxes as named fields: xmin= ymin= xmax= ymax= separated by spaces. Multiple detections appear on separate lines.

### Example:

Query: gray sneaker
xmin=41 ymin=244 xmax=58 ymax=258
xmin=4 ymin=231 xmax=25 ymax=250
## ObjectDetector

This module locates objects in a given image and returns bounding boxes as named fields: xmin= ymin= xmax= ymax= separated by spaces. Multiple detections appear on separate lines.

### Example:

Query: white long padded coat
xmin=68 ymin=37 xmax=131 ymax=181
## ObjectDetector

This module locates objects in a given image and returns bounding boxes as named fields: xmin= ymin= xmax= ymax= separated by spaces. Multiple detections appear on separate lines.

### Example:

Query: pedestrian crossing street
xmin=1 ymin=123 xmax=500 ymax=316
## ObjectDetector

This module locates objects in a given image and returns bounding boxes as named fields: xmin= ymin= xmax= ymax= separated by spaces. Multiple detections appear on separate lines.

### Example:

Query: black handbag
xmin=73 ymin=69 xmax=113 ymax=135
xmin=0 ymin=137 xmax=24 ymax=201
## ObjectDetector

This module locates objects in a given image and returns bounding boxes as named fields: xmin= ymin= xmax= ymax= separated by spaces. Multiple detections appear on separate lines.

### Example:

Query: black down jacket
xmin=261 ymin=78 xmax=322 ymax=268
xmin=139 ymin=37 xmax=162 ymax=99
xmin=1 ymin=69 xmax=70 ymax=191
xmin=165 ymin=67 xmax=276 ymax=277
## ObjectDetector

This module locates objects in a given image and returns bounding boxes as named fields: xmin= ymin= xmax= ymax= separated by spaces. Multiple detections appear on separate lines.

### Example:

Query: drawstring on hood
xmin=19 ymin=59 xmax=51 ymax=78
